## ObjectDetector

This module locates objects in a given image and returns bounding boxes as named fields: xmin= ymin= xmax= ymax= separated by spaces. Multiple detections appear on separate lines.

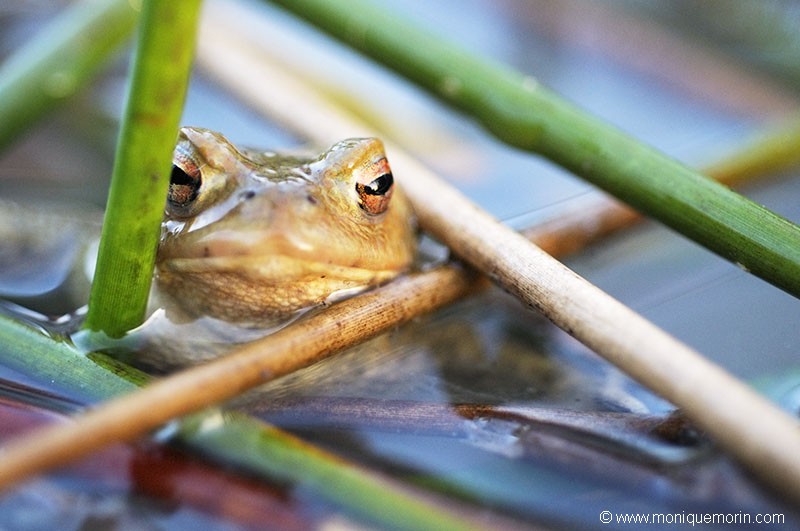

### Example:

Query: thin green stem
xmin=181 ymin=412 xmax=479 ymax=531
xmin=0 ymin=316 xmax=142 ymax=404
xmin=0 ymin=0 xmax=138 ymax=152
xmin=269 ymin=0 xmax=800 ymax=298
xmin=83 ymin=1 xmax=202 ymax=337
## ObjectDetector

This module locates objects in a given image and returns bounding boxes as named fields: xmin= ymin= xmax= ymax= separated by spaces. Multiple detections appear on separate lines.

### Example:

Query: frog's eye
xmin=356 ymin=172 xmax=394 ymax=215
xmin=167 ymin=160 xmax=202 ymax=217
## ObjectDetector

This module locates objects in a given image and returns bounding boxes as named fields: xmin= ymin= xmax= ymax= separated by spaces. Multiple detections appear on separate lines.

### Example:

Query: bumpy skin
xmin=155 ymin=127 xmax=417 ymax=325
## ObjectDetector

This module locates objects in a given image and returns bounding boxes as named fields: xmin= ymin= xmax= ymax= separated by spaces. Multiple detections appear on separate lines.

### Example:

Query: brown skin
xmin=156 ymin=127 xmax=417 ymax=325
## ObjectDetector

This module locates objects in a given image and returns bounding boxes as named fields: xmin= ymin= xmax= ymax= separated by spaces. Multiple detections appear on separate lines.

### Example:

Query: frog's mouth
xmin=156 ymin=255 xmax=399 ymax=285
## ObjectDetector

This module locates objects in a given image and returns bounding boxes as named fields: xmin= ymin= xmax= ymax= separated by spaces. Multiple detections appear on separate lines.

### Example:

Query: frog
xmin=154 ymin=126 xmax=417 ymax=327
xmin=0 ymin=127 xmax=417 ymax=367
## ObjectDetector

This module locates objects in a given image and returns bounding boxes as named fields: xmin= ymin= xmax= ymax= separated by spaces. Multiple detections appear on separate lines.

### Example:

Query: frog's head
xmin=156 ymin=127 xmax=417 ymax=324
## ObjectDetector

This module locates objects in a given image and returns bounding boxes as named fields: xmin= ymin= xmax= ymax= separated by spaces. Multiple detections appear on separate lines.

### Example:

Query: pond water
xmin=1 ymin=0 xmax=799 ymax=529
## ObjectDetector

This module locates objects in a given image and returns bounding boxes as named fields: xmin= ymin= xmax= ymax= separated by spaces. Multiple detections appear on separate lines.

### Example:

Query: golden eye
xmin=356 ymin=156 xmax=395 ymax=216
xmin=167 ymin=154 xmax=202 ymax=218
xmin=356 ymin=172 xmax=393 ymax=215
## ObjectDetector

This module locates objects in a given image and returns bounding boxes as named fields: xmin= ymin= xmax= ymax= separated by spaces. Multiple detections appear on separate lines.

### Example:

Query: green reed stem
xmin=0 ymin=0 xmax=138 ymax=153
xmin=269 ymin=0 xmax=800 ymax=299
xmin=0 ymin=316 xmax=141 ymax=403
xmin=180 ymin=412 xmax=478 ymax=531
xmin=83 ymin=0 xmax=201 ymax=337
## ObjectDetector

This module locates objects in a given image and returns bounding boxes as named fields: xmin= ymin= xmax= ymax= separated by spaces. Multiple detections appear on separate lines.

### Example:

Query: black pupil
xmin=171 ymin=164 xmax=196 ymax=186
xmin=168 ymin=164 xmax=200 ymax=207
xmin=364 ymin=173 xmax=393 ymax=195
